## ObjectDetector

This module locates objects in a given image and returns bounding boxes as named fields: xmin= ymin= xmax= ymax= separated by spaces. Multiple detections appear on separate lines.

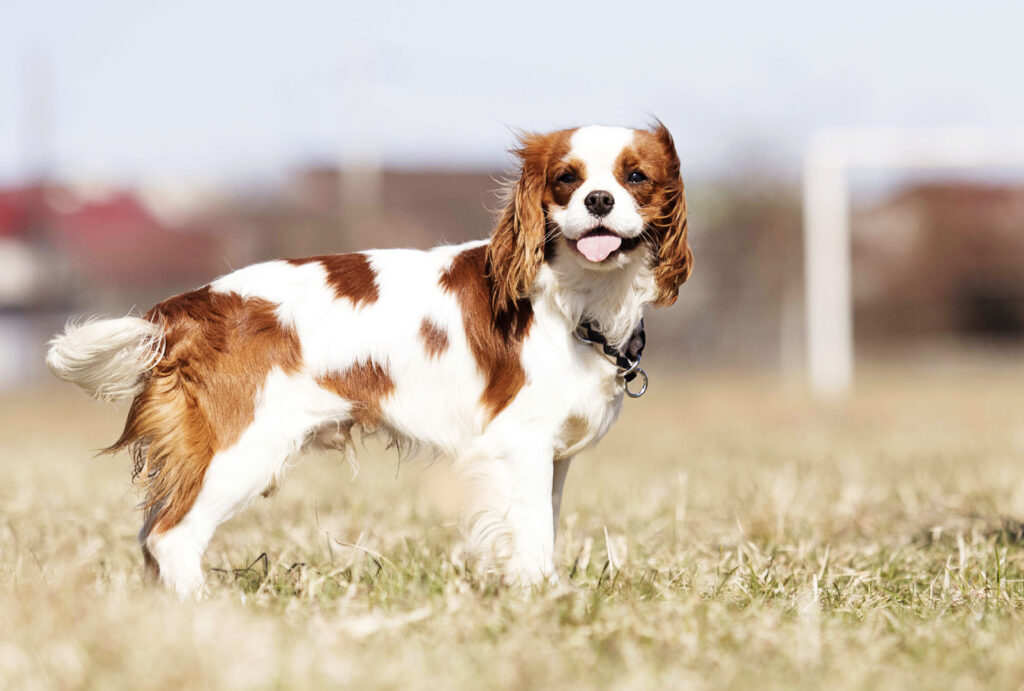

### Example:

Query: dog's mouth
xmin=567 ymin=227 xmax=641 ymax=263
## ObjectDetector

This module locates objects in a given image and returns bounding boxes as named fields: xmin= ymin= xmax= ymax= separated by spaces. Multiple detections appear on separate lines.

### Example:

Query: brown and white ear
xmin=650 ymin=123 xmax=694 ymax=307
xmin=486 ymin=134 xmax=548 ymax=318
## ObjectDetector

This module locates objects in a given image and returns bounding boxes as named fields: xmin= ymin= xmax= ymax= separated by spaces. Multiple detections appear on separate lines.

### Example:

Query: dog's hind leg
xmin=146 ymin=423 xmax=304 ymax=598
xmin=145 ymin=372 xmax=328 ymax=599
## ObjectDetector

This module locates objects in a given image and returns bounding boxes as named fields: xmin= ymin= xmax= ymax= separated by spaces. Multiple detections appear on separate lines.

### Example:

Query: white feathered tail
xmin=46 ymin=317 xmax=165 ymax=404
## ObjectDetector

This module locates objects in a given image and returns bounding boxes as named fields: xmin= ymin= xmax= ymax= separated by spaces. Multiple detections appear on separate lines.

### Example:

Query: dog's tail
xmin=46 ymin=316 xmax=165 ymax=404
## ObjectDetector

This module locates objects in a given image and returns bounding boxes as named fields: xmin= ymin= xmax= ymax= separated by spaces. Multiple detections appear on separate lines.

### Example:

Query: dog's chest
xmin=551 ymin=352 xmax=625 ymax=460
xmin=553 ymin=395 xmax=623 ymax=460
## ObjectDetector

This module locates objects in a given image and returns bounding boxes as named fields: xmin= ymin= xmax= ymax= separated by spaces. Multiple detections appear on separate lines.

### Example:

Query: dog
xmin=46 ymin=123 xmax=692 ymax=598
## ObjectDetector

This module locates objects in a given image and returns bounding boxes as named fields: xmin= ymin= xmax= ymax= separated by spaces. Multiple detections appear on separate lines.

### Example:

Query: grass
xmin=3 ymin=363 xmax=1024 ymax=689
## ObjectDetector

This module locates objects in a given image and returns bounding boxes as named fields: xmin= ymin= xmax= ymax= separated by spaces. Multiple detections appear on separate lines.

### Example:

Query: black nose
xmin=584 ymin=190 xmax=615 ymax=217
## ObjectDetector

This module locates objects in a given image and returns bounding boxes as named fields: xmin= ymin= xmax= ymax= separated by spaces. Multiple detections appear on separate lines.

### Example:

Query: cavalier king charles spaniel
xmin=47 ymin=122 xmax=692 ymax=598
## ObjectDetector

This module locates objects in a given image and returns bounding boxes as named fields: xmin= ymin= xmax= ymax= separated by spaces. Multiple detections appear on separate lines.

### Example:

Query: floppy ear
xmin=649 ymin=123 xmax=693 ymax=307
xmin=486 ymin=134 xmax=548 ymax=318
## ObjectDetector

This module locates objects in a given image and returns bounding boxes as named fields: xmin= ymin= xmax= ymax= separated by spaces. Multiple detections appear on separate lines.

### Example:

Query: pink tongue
xmin=576 ymin=233 xmax=622 ymax=262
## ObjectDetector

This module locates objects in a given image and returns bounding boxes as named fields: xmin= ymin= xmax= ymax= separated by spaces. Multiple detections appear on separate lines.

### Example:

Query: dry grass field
xmin=3 ymin=362 xmax=1024 ymax=690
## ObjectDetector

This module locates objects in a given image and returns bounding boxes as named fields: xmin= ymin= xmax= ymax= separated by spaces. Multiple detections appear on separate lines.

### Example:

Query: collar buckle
xmin=573 ymin=318 xmax=648 ymax=398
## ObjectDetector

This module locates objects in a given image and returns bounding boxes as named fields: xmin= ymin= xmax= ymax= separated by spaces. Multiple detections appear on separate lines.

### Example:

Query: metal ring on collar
xmin=625 ymin=367 xmax=648 ymax=398
xmin=620 ymin=358 xmax=641 ymax=378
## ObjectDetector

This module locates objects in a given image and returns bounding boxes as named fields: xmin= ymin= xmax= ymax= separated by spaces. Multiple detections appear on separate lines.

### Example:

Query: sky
xmin=1 ymin=0 xmax=1023 ymax=185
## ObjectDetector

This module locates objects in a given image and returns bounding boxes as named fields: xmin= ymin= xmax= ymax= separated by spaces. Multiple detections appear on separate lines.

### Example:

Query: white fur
xmin=52 ymin=126 xmax=667 ymax=599
xmin=45 ymin=317 xmax=164 ymax=403
xmin=548 ymin=126 xmax=644 ymax=242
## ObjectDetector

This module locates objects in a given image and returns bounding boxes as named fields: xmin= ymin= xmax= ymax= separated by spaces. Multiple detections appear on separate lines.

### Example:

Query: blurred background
xmin=2 ymin=0 xmax=1023 ymax=390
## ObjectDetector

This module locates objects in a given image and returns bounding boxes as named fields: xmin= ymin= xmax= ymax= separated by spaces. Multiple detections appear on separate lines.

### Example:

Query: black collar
xmin=573 ymin=318 xmax=648 ymax=397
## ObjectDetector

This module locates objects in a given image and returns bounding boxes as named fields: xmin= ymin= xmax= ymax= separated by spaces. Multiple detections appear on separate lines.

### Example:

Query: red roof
xmin=0 ymin=186 xmax=46 ymax=237
xmin=0 ymin=183 xmax=215 ymax=285
xmin=52 ymin=192 xmax=214 ymax=284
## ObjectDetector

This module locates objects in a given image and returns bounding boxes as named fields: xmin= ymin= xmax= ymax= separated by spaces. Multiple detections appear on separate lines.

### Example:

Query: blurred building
xmin=854 ymin=183 xmax=1024 ymax=344
xmin=0 ymin=183 xmax=219 ymax=386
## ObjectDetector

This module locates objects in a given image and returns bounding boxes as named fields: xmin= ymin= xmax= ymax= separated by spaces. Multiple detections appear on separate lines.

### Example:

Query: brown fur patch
xmin=548 ymin=157 xmax=586 ymax=207
xmin=419 ymin=318 xmax=449 ymax=359
xmin=621 ymin=124 xmax=693 ymax=306
xmin=288 ymin=253 xmax=379 ymax=306
xmin=318 ymin=360 xmax=395 ymax=427
xmin=555 ymin=414 xmax=590 ymax=460
xmin=107 ymin=286 xmax=302 ymax=536
xmin=487 ymin=128 xmax=576 ymax=318
xmin=440 ymin=245 xmax=532 ymax=419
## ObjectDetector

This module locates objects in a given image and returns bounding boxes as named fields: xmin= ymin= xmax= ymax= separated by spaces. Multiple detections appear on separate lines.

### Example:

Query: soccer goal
xmin=802 ymin=128 xmax=1024 ymax=396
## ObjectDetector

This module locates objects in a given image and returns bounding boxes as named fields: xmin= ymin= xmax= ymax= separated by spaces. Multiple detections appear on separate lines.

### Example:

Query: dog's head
xmin=486 ymin=122 xmax=692 ymax=316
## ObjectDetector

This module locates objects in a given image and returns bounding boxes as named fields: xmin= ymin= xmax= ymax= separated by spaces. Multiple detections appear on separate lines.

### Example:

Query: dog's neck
xmin=535 ymin=243 xmax=657 ymax=351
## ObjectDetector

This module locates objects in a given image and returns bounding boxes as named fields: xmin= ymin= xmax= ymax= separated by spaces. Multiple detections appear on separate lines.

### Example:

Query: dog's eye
xmin=557 ymin=172 xmax=577 ymax=184
xmin=627 ymin=170 xmax=648 ymax=184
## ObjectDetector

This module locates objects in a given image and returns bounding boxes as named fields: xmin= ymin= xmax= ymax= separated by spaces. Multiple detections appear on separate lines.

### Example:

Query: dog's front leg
xmin=552 ymin=456 xmax=573 ymax=542
xmin=457 ymin=436 xmax=557 ymax=586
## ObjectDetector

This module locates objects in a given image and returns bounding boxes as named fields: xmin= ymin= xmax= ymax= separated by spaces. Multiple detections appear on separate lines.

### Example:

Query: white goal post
xmin=802 ymin=128 xmax=1024 ymax=396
